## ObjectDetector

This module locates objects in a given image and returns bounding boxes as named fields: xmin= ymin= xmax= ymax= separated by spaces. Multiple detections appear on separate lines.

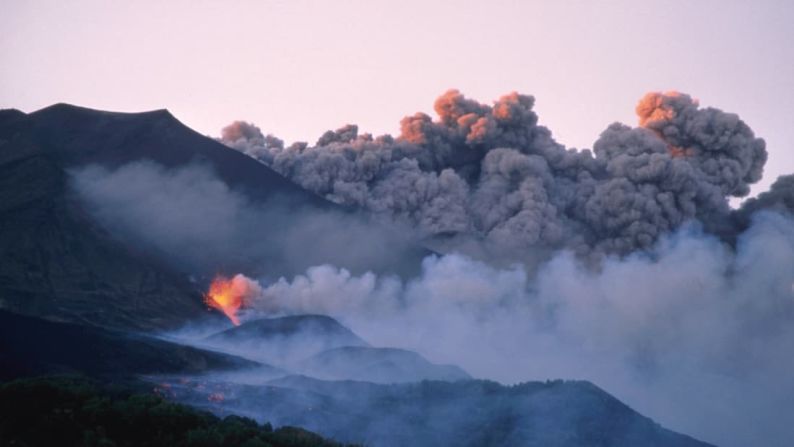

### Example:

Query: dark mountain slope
xmin=23 ymin=103 xmax=329 ymax=206
xmin=0 ymin=310 xmax=263 ymax=380
xmin=0 ymin=376 xmax=356 ymax=447
xmin=0 ymin=112 xmax=207 ymax=330
xmin=0 ymin=104 xmax=428 ymax=330
xmin=203 ymin=315 xmax=369 ymax=364
xmin=298 ymin=346 xmax=471 ymax=383
xmin=207 ymin=315 xmax=368 ymax=346
xmin=163 ymin=375 xmax=715 ymax=447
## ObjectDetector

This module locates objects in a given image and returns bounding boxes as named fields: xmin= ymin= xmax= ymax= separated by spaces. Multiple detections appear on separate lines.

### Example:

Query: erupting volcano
xmin=204 ymin=273 xmax=263 ymax=325
xmin=204 ymin=275 xmax=249 ymax=325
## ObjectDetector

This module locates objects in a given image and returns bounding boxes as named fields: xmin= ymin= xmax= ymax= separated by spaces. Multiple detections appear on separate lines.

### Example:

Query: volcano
xmin=0 ymin=104 xmax=428 ymax=331
xmin=0 ymin=103 xmax=718 ymax=447
xmin=0 ymin=107 xmax=206 ymax=330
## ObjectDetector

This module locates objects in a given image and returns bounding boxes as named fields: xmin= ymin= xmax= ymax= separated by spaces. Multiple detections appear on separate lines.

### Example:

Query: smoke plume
xmin=220 ymin=90 xmax=770 ymax=259
xmin=227 ymin=211 xmax=794 ymax=447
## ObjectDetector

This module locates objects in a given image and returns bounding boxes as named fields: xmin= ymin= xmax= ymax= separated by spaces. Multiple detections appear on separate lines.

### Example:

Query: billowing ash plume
xmin=221 ymin=121 xmax=285 ymax=161
xmin=220 ymin=90 xmax=770 ymax=257
xmin=738 ymin=174 xmax=794 ymax=218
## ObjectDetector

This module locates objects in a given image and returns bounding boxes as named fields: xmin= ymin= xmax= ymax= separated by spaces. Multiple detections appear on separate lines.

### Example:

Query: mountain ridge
xmin=0 ymin=103 xmax=428 ymax=330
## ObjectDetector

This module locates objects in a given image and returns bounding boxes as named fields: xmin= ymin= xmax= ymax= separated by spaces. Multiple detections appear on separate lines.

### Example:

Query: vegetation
xmin=0 ymin=376 xmax=357 ymax=447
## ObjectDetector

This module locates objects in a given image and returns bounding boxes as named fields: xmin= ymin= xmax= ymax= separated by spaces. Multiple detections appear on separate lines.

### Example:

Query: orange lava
xmin=205 ymin=276 xmax=243 ymax=325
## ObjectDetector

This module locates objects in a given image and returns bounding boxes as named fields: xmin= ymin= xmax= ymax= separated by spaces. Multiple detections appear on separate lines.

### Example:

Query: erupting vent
xmin=205 ymin=276 xmax=245 ymax=325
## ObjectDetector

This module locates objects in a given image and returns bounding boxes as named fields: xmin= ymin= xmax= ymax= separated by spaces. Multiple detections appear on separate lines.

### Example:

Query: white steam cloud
xmin=233 ymin=212 xmax=794 ymax=447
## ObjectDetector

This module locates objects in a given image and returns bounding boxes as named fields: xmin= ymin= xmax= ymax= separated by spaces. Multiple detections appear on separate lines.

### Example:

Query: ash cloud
xmin=220 ymin=90 xmax=772 ymax=260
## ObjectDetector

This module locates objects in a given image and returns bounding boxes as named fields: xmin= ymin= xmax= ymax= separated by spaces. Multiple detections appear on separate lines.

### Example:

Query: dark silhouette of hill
xmin=0 ymin=376 xmax=356 ymax=447
xmin=207 ymin=315 xmax=367 ymax=346
xmin=0 ymin=310 xmax=265 ymax=380
xmin=0 ymin=107 xmax=212 ymax=330
xmin=299 ymin=346 xmax=471 ymax=383
xmin=163 ymin=374 xmax=714 ymax=447
xmin=203 ymin=315 xmax=369 ymax=364
xmin=20 ymin=103 xmax=329 ymax=205
xmin=0 ymin=104 xmax=428 ymax=330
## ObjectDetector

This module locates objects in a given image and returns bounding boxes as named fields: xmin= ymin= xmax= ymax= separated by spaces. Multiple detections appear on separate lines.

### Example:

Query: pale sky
xmin=2 ymin=0 xmax=793 ymax=196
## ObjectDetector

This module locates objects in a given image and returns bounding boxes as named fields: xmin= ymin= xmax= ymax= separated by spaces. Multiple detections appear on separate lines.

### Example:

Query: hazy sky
xmin=2 ymin=0 xmax=793 ymax=196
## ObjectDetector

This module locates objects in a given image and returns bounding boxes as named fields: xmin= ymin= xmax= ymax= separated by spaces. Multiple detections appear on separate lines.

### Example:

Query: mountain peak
xmin=33 ymin=102 xmax=174 ymax=119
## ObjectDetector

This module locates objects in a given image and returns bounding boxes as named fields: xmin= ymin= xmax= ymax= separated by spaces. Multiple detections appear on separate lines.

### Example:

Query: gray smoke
xmin=220 ymin=90 xmax=769 ymax=259
xmin=738 ymin=173 xmax=794 ymax=219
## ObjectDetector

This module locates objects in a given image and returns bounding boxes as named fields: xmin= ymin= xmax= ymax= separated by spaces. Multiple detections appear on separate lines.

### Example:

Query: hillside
xmin=203 ymin=315 xmax=369 ymax=364
xmin=0 ymin=376 xmax=356 ymax=447
xmin=0 ymin=108 xmax=207 ymax=330
xmin=0 ymin=105 xmax=428 ymax=330
xmin=299 ymin=346 xmax=471 ymax=383
xmin=162 ymin=375 xmax=715 ymax=447
xmin=0 ymin=310 xmax=266 ymax=380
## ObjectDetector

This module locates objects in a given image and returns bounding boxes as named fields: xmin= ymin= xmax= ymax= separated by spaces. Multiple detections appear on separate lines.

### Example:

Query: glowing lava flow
xmin=205 ymin=276 xmax=244 ymax=325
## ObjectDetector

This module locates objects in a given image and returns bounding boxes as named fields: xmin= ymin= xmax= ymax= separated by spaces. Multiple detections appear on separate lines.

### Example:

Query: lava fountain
xmin=204 ymin=275 xmax=250 ymax=325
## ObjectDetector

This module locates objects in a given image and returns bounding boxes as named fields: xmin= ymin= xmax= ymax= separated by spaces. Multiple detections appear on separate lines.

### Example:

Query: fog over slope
xmin=215 ymin=91 xmax=792 ymax=447
xmin=70 ymin=161 xmax=427 ymax=278
xmin=239 ymin=214 xmax=794 ymax=447
xmin=68 ymin=91 xmax=794 ymax=447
